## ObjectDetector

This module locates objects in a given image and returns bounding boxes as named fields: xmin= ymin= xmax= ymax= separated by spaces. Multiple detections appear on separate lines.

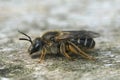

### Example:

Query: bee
xmin=19 ymin=30 xmax=100 ymax=62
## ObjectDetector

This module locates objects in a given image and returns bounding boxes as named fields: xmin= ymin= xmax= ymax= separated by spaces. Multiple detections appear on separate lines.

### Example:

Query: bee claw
xmin=89 ymin=56 xmax=96 ymax=61
xmin=38 ymin=59 xmax=44 ymax=63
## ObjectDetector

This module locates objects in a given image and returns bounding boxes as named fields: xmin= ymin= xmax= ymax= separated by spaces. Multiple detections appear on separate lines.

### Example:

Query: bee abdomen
xmin=71 ymin=38 xmax=95 ymax=49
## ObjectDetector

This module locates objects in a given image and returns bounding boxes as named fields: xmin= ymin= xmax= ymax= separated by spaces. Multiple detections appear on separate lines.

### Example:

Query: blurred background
xmin=0 ymin=0 xmax=120 ymax=80
xmin=0 ymin=0 xmax=120 ymax=36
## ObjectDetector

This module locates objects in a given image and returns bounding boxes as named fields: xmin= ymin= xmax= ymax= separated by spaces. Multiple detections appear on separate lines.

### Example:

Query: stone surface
xmin=0 ymin=0 xmax=120 ymax=80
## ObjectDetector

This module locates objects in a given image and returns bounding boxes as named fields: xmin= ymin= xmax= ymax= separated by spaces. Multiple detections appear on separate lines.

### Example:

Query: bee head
xmin=28 ymin=38 xmax=44 ymax=55
xmin=19 ymin=31 xmax=44 ymax=55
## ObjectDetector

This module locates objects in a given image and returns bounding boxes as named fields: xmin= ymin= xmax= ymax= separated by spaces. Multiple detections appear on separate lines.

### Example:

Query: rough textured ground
xmin=0 ymin=0 xmax=120 ymax=80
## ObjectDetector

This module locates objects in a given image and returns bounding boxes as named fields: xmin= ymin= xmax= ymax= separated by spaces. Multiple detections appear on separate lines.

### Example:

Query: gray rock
xmin=0 ymin=0 xmax=120 ymax=80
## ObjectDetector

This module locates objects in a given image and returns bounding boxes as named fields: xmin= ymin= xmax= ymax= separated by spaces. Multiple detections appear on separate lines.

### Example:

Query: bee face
xmin=18 ymin=31 xmax=44 ymax=55
xmin=28 ymin=38 xmax=44 ymax=55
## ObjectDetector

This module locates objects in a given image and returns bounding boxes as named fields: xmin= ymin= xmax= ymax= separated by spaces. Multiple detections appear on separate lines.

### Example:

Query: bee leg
xmin=68 ymin=41 xmax=96 ymax=60
xmin=60 ymin=42 xmax=72 ymax=60
xmin=38 ymin=48 xmax=46 ymax=63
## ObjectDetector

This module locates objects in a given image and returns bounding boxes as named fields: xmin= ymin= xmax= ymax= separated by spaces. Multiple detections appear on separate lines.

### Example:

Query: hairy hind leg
xmin=68 ymin=41 xmax=96 ymax=60
xmin=60 ymin=42 xmax=72 ymax=60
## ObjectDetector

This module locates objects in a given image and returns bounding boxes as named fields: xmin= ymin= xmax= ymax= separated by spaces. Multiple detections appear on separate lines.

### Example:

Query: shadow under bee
xmin=30 ymin=52 xmax=63 ymax=59
xmin=30 ymin=51 xmax=98 ymax=60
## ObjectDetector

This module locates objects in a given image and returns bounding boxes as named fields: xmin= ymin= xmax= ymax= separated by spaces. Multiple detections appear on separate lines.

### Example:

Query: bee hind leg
xmin=60 ymin=42 xmax=72 ymax=60
xmin=68 ymin=41 xmax=96 ymax=61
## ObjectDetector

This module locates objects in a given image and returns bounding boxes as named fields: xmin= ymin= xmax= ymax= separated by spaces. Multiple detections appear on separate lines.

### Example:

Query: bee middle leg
xmin=60 ymin=42 xmax=72 ymax=60
xmin=68 ymin=41 xmax=96 ymax=60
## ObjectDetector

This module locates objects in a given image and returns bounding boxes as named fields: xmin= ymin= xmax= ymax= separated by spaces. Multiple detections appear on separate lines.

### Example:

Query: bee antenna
xmin=18 ymin=31 xmax=33 ymax=44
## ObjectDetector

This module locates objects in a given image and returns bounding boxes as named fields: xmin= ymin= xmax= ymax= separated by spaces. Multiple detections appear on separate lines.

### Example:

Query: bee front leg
xmin=38 ymin=48 xmax=46 ymax=63
xmin=68 ymin=41 xmax=96 ymax=60
xmin=60 ymin=42 xmax=72 ymax=60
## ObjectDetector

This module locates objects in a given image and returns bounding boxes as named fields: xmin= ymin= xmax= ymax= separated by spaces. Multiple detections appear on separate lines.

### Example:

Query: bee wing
xmin=42 ymin=31 xmax=60 ymax=40
xmin=75 ymin=30 xmax=100 ymax=38
xmin=55 ymin=30 xmax=100 ymax=40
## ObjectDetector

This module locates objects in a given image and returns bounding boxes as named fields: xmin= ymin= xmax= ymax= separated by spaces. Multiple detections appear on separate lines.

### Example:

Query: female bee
xmin=19 ymin=30 xmax=100 ymax=62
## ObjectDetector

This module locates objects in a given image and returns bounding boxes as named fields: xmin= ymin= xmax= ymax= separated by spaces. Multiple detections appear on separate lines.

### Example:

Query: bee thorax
xmin=46 ymin=43 xmax=59 ymax=54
